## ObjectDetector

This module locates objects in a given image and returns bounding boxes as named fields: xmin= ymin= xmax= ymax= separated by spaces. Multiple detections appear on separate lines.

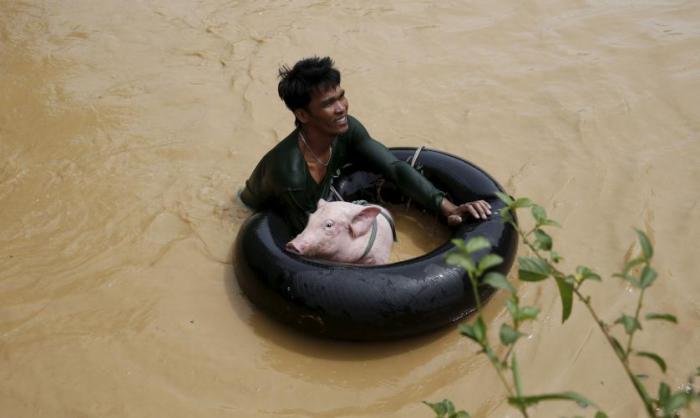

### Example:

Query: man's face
xmin=300 ymin=84 xmax=349 ymax=136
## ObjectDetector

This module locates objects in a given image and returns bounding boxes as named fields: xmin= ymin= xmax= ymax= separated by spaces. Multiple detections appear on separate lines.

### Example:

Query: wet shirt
xmin=240 ymin=115 xmax=445 ymax=234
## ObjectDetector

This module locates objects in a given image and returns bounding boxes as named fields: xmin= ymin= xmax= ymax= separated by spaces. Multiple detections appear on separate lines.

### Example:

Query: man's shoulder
xmin=346 ymin=114 xmax=366 ymax=131
xmin=341 ymin=114 xmax=370 ymax=141
xmin=259 ymin=131 xmax=306 ymax=188
xmin=262 ymin=130 xmax=297 ymax=160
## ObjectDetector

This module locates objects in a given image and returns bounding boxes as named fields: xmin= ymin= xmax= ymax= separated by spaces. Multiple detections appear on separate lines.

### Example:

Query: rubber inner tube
xmin=234 ymin=147 xmax=518 ymax=340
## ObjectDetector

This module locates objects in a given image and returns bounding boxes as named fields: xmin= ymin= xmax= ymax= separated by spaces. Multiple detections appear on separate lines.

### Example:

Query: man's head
xmin=278 ymin=57 xmax=349 ymax=135
xmin=278 ymin=57 xmax=340 ymax=111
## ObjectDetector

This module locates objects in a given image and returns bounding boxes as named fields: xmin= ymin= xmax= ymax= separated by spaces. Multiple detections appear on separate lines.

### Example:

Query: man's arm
xmin=347 ymin=118 xmax=444 ymax=211
xmin=348 ymin=117 xmax=491 ymax=224
xmin=440 ymin=198 xmax=492 ymax=225
xmin=239 ymin=157 xmax=270 ymax=211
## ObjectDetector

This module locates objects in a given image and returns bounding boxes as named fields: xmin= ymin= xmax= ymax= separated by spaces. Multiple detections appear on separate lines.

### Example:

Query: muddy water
xmin=1 ymin=1 xmax=699 ymax=417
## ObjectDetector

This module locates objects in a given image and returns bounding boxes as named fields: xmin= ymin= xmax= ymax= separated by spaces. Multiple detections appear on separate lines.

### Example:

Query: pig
xmin=285 ymin=199 xmax=395 ymax=265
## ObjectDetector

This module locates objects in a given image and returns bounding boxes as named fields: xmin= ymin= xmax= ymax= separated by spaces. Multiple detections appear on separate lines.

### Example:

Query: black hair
xmin=277 ymin=56 xmax=341 ymax=112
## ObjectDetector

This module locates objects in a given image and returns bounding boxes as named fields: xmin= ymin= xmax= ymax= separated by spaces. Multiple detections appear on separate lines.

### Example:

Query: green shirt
xmin=240 ymin=115 xmax=445 ymax=234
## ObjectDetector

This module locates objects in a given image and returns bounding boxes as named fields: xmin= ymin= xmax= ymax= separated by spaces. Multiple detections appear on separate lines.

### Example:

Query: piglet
xmin=285 ymin=199 xmax=394 ymax=265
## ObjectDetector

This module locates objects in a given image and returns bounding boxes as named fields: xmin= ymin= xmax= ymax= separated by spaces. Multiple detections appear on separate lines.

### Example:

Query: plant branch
xmin=626 ymin=287 xmax=647 ymax=358
xmin=466 ymin=264 xmax=529 ymax=417
xmin=574 ymin=288 xmax=656 ymax=416
xmin=509 ymin=219 xmax=657 ymax=416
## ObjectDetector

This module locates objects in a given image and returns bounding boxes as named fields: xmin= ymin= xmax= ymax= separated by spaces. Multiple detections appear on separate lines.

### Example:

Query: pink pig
xmin=285 ymin=199 xmax=395 ymax=265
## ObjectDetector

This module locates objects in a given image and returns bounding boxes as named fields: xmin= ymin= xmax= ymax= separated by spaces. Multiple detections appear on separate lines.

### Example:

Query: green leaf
xmin=623 ymin=257 xmax=645 ymax=274
xmin=639 ymin=266 xmax=657 ymax=288
xmin=512 ymin=353 xmax=523 ymax=397
xmin=658 ymin=382 xmax=671 ymax=404
xmin=512 ymin=197 xmax=533 ymax=209
xmin=505 ymin=297 xmax=518 ymax=318
xmin=516 ymin=306 xmax=540 ymax=322
xmin=474 ymin=317 xmax=486 ymax=344
xmin=508 ymin=391 xmax=596 ymax=408
xmin=505 ymin=296 xmax=539 ymax=323
xmin=495 ymin=192 xmax=514 ymax=206
xmin=478 ymin=254 xmax=503 ymax=272
xmin=611 ymin=337 xmax=626 ymax=359
xmin=635 ymin=229 xmax=653 ymax=260
xmin=500 ymin=323 xmax=525 ymax=345
xmin=446 ymin=253 xmax=475 ymax=274
xmin=664 ymin=392 xmax=690 ymax=416
xmin=576 ymin=266 xmax=602 ymax=283
xmin=483 ymin=272 xmax=515 ymax=293
xmin=531 ymin=205 xmax=547 ymax=224
xmin=616 ymin=272 xmax=641 ymax=288
xmin=423 ymin=399 xmax=470 ymax=418
xmin=498 ymin=207 xmax=513 ymax=223
xmin=595 ymin=412 xmax=608 ymax=418
xmin=635 ymin=351 xmax=667 ymax=373
xmin=451 ymin=239 xmax=467 ymax=253
xmin=518 ymin=256 xmax=550 ymax=282
xmin=541 ymin=218 xmax=561 ymax=227
xmin=615 ymin=315 xmax=642 ymax=335
xmin=564 ymin=274 xmax=577 ymax=286
xmin=645 ymin=313 xmax=678 ymax=324
xmin=554 ymin=274 xmax=574 ymax=322
xmin=628 ymin=277 xmax=642 ymax=288
xmin=534 ymin=229 xmax=553 ymax=251
xmin=458 ymin=323 xmax=479 ymax=343
xmin=529 ymin=205 xmax=561 ymax=227
xmin=551 ymin=250 xmax=563 ymax=263
xmin=466 ymin=237 xmax=491 ymax=254
xmin=423 ymin=399 xmax=450 ymax=416
xmin=460 ymin=317 xmax=486 ymax=344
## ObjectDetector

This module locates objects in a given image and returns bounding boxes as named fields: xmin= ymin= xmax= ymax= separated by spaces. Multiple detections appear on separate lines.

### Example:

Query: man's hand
xmin=441 ymin=198 xmax=492 ymax=226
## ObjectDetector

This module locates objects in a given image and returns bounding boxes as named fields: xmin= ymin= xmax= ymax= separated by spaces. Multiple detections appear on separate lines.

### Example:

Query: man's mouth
xmin=335 ymin=115 xmax=347 ymax=125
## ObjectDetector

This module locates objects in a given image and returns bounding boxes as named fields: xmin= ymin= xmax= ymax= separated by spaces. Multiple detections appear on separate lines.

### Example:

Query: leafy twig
xmin=426 ymin=194 xmax=699 ymax=418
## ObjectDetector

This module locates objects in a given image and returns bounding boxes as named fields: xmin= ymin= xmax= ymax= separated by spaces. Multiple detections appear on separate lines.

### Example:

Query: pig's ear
xmin=349 ymin=206 xmax=381 ymax=238
xmin=317 ymin=198 xmax=328 ymax=208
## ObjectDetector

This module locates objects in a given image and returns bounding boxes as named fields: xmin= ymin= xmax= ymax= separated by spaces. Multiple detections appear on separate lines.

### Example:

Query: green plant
xmin=425 ymin=194 xmax=699 ymax=418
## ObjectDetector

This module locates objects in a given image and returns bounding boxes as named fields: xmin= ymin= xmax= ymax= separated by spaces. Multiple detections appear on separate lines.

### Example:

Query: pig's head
xmin=285 ymin=199 xmax=382 ymax=263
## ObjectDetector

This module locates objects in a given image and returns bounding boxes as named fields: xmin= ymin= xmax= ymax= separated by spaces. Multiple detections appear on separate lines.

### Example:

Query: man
xmin=240 ymin=56 xmax=491 ymax=234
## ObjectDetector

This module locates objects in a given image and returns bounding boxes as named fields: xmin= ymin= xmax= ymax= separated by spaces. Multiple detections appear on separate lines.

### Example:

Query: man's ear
xmin=294 ymin=108 xmax=310 ymax=124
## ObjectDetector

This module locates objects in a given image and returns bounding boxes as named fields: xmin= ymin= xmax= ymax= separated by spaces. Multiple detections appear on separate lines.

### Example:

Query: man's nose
xmin=334 ymin=100 xmax=345 ymax=113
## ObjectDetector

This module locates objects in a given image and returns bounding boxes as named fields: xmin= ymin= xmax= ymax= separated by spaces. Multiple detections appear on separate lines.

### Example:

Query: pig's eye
xmin=324 ymin=220 xmax=334 ymax=229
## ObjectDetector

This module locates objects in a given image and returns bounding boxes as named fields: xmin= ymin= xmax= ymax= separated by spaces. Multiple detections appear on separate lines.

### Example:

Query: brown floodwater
xmin=1 ymin=1 xmax=699 ymax=417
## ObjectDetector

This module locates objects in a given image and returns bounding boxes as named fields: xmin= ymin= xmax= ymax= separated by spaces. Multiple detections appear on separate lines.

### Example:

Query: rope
xmin=410 ymin=145 xmax=426 ymax=168
xmin=330 ymin=184 xmax=344 ymax=201
xmin=406 ymin=145 xmax=427 ymax=208
xmin=359 ymin=218 xmax=378 ymax=261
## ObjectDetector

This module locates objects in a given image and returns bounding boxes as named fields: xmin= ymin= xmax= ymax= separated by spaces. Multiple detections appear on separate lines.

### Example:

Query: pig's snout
xmin=286 ymin=240 xmax=306 ymax=255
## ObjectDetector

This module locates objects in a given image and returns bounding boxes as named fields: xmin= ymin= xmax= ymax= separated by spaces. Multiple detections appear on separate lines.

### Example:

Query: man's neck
xmin=298 ymin=125 xmax=333 ymax=155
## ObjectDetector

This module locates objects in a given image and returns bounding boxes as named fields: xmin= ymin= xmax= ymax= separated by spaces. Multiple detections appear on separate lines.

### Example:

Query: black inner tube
xmin=234 ymin=148 xmax=518 ymax=340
